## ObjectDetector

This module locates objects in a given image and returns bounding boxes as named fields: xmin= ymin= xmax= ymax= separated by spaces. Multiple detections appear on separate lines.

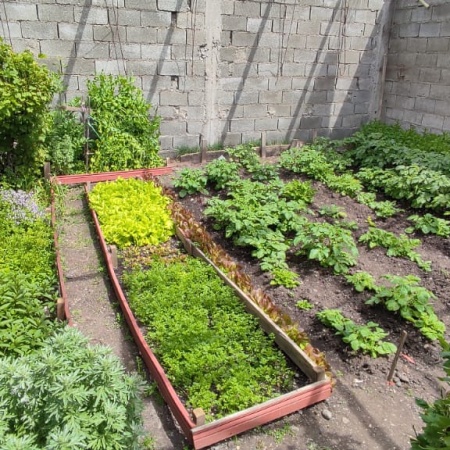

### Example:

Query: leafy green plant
xmin=227 ymin=143 xmax=260 ymax=172
xmin=0 ymin=39 xmax=59 ymax=185
xmin=281 ymin=179 xmax=315 ymax=204
xmin=345 ymin=271 xmax=378 ymax=292
xmin=366 ymin=275 xmax=445 ymax=340
xmin=173 ymin=168 xmax=208 ymax=197
xmin=359 ymin=227 xmax=431 ymax=271
xmin=89 ymin=178 xmax=174 ymax=248
xmin=293 ymin=222 xmax=359 ymax=274
xmin=316 ymin=309 xmax=396 ymax=358
xmin=250 ymin=163 xmax=279 ymax=182
xmin=0 ymin=327 xmax=144 ymax=449
xmin=123 ymin=256 xmax=295 ymax=420
xmin=318 ymin=204 xmax=346 ymax=219
xmin=87 ymin=74 xmax=162 ymax=172
xmin=406 ymin=213 xmax=450 ymax=237
xmin=296 ymin=300 xmax=314 ymax=311
xmin=205 ymin=158 xmax=240 ymax=190
xmin=411 ymin=338 xmax=450 ymax=449
xmin=356 ymin=192 xmax=400 ymax=218
xmin=270 ymin=268 xmax=300 ymax=289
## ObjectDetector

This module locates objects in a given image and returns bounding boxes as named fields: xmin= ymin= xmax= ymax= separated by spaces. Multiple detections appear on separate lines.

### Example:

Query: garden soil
xmin=59 ymin=159 xmax=448 ymax=450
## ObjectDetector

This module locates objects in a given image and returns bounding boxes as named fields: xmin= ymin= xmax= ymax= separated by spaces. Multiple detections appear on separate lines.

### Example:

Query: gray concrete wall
xmin=383 ymin=0 xmax=450 ymax=134
xmin=0 ymin=0 xmax=387 ymax=149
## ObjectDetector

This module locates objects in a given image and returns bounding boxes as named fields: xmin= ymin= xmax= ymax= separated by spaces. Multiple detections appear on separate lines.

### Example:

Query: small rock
xmin=398 ymin=373 xmax=409 ymax=383
xmin=342 ymin=417 xmax=350 ymax=425
xmin=396 ymin=381 xmax=402 ymax=388
xmin=393 ymin=376 xmax=400 ymax=383
xmin=322 ymin=409 xmax=332 ymax=420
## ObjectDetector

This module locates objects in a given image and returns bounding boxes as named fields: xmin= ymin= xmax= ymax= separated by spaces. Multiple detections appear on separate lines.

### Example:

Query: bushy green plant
xmin=293 ymin=222 xmax=359 ymax=274
xmin=227 ymin=143 xmax=260 ymax=172
xmin=89 ymin=178 xmax=174 ymax=248
xmin=406 ymin=213 xmax=450 ymax=237
xmin=173 ymin=168 xmax=208 ymax=197
xmin=123 ymin=256 xmax=294 ymax=420
xmin=205 ymin=158 xmax=240 ymax=190
xmin=44 ymin=108 xmax=86 ymax=174
xmin=296 ymin=300 xmax=313 ymax=311
xmin=87 ymin=74 xmax=162 ymax=172
xmin=345 ymin=271 xmax=378 ymax=292
xmin=366 ymin=275 xmax=445 ymax=340
xmin=0 ymin=327 xmax=144 ymax=449
xmin=316 ymin=309 xmax=396 ymax=358
xmin=250 ymin=163 xmax=279 ymax=182
xmin=359 ymin=227 xmax=431 ymax=271
xmin=281 ymin=179 xmax=315 ymax=204
xmin=0 ymin=39 xmax=59 ymax=185
xmin=356 ymin=192 xmax=400 ymax=218
xmin=318 ymin=204 xmax=346 ymax=219
xmin=411 ymin=339 xmax=450 ymax=449
xmin=270 ymin=268 xmax=300 ymax=288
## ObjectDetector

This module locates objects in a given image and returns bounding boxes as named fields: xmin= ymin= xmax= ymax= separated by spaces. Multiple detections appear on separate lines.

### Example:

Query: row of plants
xmin=88 ymin=177 xmax=318 ymax=421
xmin=0 ymin=38 xmax=163 ymax=188
xmin=0 ymin=185 xmax=148 ymax=449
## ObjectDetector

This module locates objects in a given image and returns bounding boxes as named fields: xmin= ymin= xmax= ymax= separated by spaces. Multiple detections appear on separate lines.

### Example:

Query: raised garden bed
xmin=67 ymin=173 xmax=333 ymax=449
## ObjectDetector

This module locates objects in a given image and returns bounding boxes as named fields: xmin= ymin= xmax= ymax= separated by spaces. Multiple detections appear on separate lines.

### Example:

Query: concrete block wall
xmin=0 ymin=0 xmax=387 ymax=149
xmin=383 ymin=0 xmax=450 ymax=134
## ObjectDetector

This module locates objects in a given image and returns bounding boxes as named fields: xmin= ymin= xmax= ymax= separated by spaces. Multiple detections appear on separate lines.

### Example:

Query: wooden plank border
xmin=78 ymin=174 xmax=331 ymax=449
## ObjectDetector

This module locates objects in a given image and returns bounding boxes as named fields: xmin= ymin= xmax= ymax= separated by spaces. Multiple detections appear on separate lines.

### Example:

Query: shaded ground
xmin=57 ymin=163 xmax=448 ymax=449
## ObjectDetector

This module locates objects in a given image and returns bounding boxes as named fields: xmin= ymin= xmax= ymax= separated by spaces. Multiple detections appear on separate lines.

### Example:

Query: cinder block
xmin=1 ymin=22 xmax=21 ymax=39
xmin=297 ymin=21 xmax=321 ymax=36
xmin=223 ymin=132 xmax=242 ymax=147
xmin=159 ymin=135 xmax=173 ymax=150
xmin=158 ymin=61 xmax=186 ymax=76
xmin=434 ymin=99 xmax=449 ymax=115
xmin=395 ymin=95 xmax=416 ymax=110
xmin=399 ymin=23 xmax=420 ymax=38
xmin=419 ymin=23 xmax=441 ymax=38
xmin=385 ymin=107 xmax=404 ymax=121
xmin=261 ymin=2 xmax=286 ymax=19
xmin=174 ymin=134 xmax=201 ymax=149
xmin=125 ymin=0 xmax=157 ymax=10
xmin=141 ymin=11 xmax=171 ymax=27
xmin=267 ymin=104 xmax=291 ymax=116
xmin=95 ymin=60 xmax=127 ymax=75
xmin=355 ymin=9 xmax=377 ymax=24
xmin=231 ymin=63 xmax=258 ymax=77
xmin=160 ymin=90 xmax=188 ymax=105
xmin=222 ymin=15 xmax=247 ymax=31
xmin=4 ymin=3 xmax=37 ymax=21
xmin=422 ymin=113 xmax=444 ymax=129
xmin=188 ymin=92 xmax=204 ymax=106
xmin=430 ymin=84 xmax=450 ymax=101
xmin=402 ymin=110 xmax=423 ymax=126
xmin=243 ymin=104 xmax=269 ymax=118
xmin=230 ymin=119 xmax=255 ymax=132
xmin=314 ymin=76 xmax=336 ymax=90
xmin=322 ymin=115 xmax=343 ymax=128
xmin=187 ymin=121 xmax=204 ymax=135
xmin=141 ymin=45 xmax=171 ymax=59
xmin=411 ymin=5 xmax=432 ymax=22
xmin=74 ymin=7 xmax=108 ymax=25
xmin=157 ymin=0 xmax=189 ymax=12
xmin=186 ymin=106 xmax=205 ymax=120
xmin=234 ymin=2 xmax=260 ymax=17
xmin=437 ymin=53 xmax=450 ymax=68
xmin=255 ymin=118 xmax=278 ymax=131
xmin=293 ymin=49 xmax=317 ymax=63
xmin=433 ymin=3 xmax=450 ymax=22
xmin=443 ymin=117 xmax=450 ymax=132
xmin=93 ymin=25 xmax=126 ymax=42
xmin=234 ymin=91 xmax=259 ymax=105
xmin=342 ymin=115 xmax=365 ymax=128
xmin=419 ymin=68 xmax=442 ymax=83
xmin=157 ymin=28 xmax=187 ymax=44
xmin=160 ymin=120 xmax=186 ymax=135
xmin=282 ymin=63 xmax=304 ymax=77
xmin=441 ymin=23 xmax=450 ymax=37
xmin=310 ymin=6 xmax=335 ymax=21
xmin=410 ymin=82 xmax=431 ymax=97
xmin=126 ymin=26 xmax=157 ymax=43
xmin=67 ymin=58 xmax=96 ymax=75
xmin=40 ymin=40 xmax=74 ymax=57
xmin=344 ymin=23 xmax=365 ymax=37
xmin=247 ymin=18 xmax=272 ymax=33
xmin=259 ymin=90 xmax=283 ymax=103
xmin=427 ymin=37 xmax=450 ymax=52
xmin=21 ymin=22 xmax=58 ymax=39
xmin=222 ymin=0 xmax=234 ymax=15
xmin=58 ymin=23 xmax=93 ymax=40
xmin=258 ymin=63 xmax=280 ymax=77
xmin=334 ymin=102 xmax=355 ymax=115
xmin=127 ymin=60 xmax=158 ymax=76
xmin=269 ymin=77 xmax=292 ymax=90
xmin=38 ymin=5 xmax=74 ymax=22
xmin=76 ymin=42 xmax=109 ymax=58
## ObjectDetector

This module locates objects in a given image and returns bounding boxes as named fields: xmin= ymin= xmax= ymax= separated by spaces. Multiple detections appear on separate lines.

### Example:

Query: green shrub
xmin=87 ymin=74 xmax=162 ymax=172
xmin=0 ymin=327 xmax=144 ymax=449
xmin=0 ymin=39 xmax=59 ymax=185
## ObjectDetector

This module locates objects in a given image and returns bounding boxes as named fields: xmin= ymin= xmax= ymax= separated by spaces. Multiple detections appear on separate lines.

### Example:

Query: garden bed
xmin=76 ymin=173 xmax=331 ymax=449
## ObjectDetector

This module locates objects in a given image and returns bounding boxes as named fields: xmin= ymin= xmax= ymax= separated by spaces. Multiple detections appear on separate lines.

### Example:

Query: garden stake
xmin=387 ymin=330 xmax=408 ymax=383
xmin=193 ymin=408 xmax=205 ymax=426
xmin=261 ymin=131 xmax=267 ymax=159
xmin=56 ymin=297 xmax=65 ymax=321
xmin=200 ymin=136 xmax=207 ymax=164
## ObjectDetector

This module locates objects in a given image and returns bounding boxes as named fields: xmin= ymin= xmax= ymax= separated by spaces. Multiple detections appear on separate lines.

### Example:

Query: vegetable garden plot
xmin=82 ymin=175 xmax=331 ymax=450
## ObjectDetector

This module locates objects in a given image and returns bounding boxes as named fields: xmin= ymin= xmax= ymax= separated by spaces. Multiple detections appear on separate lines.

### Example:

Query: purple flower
xmin=0 ymin=189 xmax=46 ymax=225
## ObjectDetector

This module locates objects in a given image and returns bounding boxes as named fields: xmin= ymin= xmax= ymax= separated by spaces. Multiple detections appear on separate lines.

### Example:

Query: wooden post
xmin=56 ymin=297 xmax=65 ymax=321
xmin=261 ymin=131 xmax=267 ymax=159
xmin=387 ymin=330 xmax=408 ymax=383
xmin=44 ymin=162 xmax=51 ymax=180
xmin=193 ymin=408 xmax=205 ymax=426
xmin=200 ymin=136 xmax=207 ymax=164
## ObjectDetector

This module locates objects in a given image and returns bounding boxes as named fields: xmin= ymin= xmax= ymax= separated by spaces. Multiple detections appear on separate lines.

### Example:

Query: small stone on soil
xmin=322 ymin=409 xmax=332 ymax=420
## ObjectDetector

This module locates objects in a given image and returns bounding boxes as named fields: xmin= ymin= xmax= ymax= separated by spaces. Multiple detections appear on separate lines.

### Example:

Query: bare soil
xmin=58 ymin=157 xmax=449 ymax=450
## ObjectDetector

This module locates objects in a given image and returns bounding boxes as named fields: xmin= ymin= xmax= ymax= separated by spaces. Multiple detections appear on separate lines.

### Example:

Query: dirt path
xmin=58 ymin=186 xmax=186 ymax=450
xmin=56 ymin=181 xmax=440 ymax=450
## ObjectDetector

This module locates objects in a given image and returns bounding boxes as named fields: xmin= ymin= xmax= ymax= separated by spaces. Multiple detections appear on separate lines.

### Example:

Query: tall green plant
xmin=0 ymin=39 xmax=59 ymax=185
xmin=87 ymin=74 xmax=162 ymax=172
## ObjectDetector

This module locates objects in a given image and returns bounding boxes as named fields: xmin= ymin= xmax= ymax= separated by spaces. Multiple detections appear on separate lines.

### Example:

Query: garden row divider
xmin=52 ymin=169 xmax=331 ymax=449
